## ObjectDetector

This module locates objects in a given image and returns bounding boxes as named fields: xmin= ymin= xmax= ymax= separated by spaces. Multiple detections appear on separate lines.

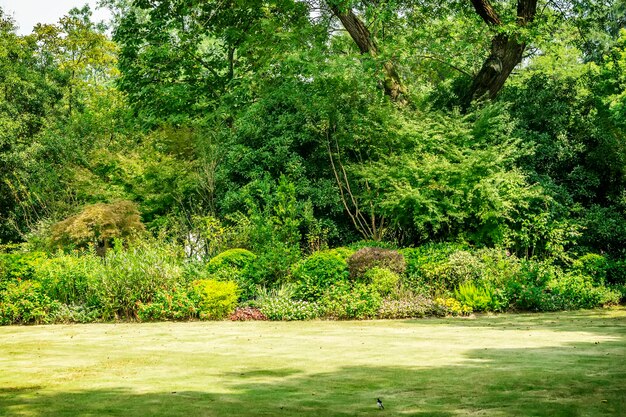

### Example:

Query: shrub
xmin=454 ymin=282 xmax=498 ymax=312
xmin=571 ymin=254 xmax=609 ymax=285
xmin=320 ymin=283 xmax=382 ymax=320
xmin=258 ymin=297 xmax=320 ymax=321
xmin=242 ymin=241 xmax=301 ymax=288
xmin=0 ymin=280 xmax=61 ymax=325
xmin=364 ymin=267 xmax=400 ymax=296
xmin=50 ymin=304 xmax=100 ymax=324
xmin=324 ymin=247 xmax=355 ymax=261
xmin=198 ymin=249 xmax=257 ymax=301
xmin=400 ymin=242 xmax=467 ymax=294
xmin=606 ymin=259 xmax=626 ymax=285
xmin=292 ymin=251 xmax=349 ymax=301
xmin=505 ymin=261 xmax=561 ymax=311
xmin=92 ymin=242 xmax=184 ymax=319
xmin=137 ymin=286 xmax=198 ymax=321
xmin=377 ymin=296 xmax=439 ymax=319
xmin=50 ymin=200 xmax=145 ymax=254
xmin=0 ymin=251 xmax=47 ymax=282
xmin=347 ymin=247 xmax=406 ymax=279
xmin=548 ymin=273 xmax=621 ymax=309
xmin=229 ymin=307 xmax=267 ymax=321
xmin=192 ymin=279 xmax=239 ymax=320
xmin=33 ymin=252 xmax=102 ymax=306
xmin=206 ymin=249 xmax=256 ymax=273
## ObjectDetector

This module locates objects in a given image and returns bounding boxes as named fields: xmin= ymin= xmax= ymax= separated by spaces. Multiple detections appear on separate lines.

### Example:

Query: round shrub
xmin=192 ymin=279 xmax=239 ymax=320
xmin=291 ymin=251 xmax=349 ymax=301
xmin=320 ymin=282 xmax=382 ymax=320
xmin=207 ymin=249 xmax=256 ymax=273
xmin=363 ymin=267 xmax=400 ymax=296
xmin=347 ymin=247 xmax=406 ymax=279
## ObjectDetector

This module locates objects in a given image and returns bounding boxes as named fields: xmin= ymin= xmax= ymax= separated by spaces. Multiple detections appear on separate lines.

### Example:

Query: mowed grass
xmin=1 ymin=309 xmax=625 ymax=417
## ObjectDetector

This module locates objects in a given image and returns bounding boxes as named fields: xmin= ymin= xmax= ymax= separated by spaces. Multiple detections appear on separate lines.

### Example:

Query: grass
xmin=1 ymin=308 xmax=625 ymax=416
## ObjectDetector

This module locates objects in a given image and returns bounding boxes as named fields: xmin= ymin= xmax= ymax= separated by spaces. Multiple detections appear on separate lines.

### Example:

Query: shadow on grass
xmin=1 ymin=338 xmax=625 ymax=417
xmin=417 ymin=307 xmax=626 ymax=336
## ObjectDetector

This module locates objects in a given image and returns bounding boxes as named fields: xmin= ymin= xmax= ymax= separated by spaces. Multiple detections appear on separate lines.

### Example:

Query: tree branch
xmin=470 ymin=0 xmax=502 ymax=26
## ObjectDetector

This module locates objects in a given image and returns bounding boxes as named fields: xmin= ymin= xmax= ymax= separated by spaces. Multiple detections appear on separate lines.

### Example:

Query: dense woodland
xmin=1 ymin=0 xmax=625 ymax=323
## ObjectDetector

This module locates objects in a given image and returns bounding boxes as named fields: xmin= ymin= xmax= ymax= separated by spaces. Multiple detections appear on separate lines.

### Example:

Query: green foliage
xmin=50 ymin=201 xmax=145 ymax=253
xmin=400 ymin=243 xmax=468 ymax=294
xmin=92 ymin=241 xmax=184 ymax=319
xmin=33 ymin=251 xmax=101 ymax=305
xmin=347 ymin=247 xmax=406 ymax=279
xmin=320 ymin=282 xmax=382 ymax=320
xmin=454 ymin=282 xmax=499 ymax=312
xmin=377 ymin=296 xmax=440 ymax=319
xmin=363 ymin=267 xmax=400 ymax=297
xmin=258 ymin=297 xmax=320 ymax=321
xmin=207 ymin=249 xmax=257 ymax=273
xmin=356 ymin=106 xmax=544 ymax=246
xmin=0 ymin=250 xmax=47 ymax=282
xmin=571 ymin=253 xmax=609 ymax=285
xmin=137 ymin=286 xmax=198 ymax=321
xmin=0 ymin=280 xmax=61 ymax=325
xmin=548 ymin=273 xmax=621 ymax=310
xmin=191 ymin=279 xmax=239 ymax=320
xmin=50 ymin=303 xmax=100 ymax=324
xmin=291 ymin=251 xmax=349 ymax=301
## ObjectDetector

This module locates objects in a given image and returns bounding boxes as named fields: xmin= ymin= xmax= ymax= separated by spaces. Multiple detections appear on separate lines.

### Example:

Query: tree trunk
xmin=329 ymin=3 xmax=405 ymax=101
xmin=463 ymin=0 xmax=537 ymax=107
xmin=465 ymin=34 xmax=525 ymax=103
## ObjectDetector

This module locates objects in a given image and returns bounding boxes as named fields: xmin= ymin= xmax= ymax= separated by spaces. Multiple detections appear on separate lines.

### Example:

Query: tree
xmin=463 ymin=0 xmax=538 ymax=105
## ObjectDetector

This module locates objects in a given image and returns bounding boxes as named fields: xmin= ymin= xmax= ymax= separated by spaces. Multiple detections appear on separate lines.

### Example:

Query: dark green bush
xmin=505 ymin=261 xmax=561 ymax=311
xmin=400 ymin=242 xmax=467 ymax=294
xmin=347 ymin=247 xmax=406 ymax=279
xmin=571 ymin=253 xmax=609 ymax=285
xmin=292 ymin=251 xmax=349 ymax=301
xmin=606 ymin=259 xmax=626 ymax=285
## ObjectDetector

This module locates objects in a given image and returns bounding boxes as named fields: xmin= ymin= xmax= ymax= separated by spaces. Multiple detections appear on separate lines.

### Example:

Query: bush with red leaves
xmin=229 ymin=307 xmax=268 ymax=321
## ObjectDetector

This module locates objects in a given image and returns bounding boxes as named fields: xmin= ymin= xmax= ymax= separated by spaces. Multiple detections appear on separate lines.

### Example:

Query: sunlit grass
xmin=1 ymin=308 xmax=625 ymax=416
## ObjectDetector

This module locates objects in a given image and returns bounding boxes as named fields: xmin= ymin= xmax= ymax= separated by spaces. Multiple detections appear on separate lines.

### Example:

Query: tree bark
xmin=464 ymin=0 xmax=537 ymax=107
xmin=329 ymin=3 xmax=405 ymax=101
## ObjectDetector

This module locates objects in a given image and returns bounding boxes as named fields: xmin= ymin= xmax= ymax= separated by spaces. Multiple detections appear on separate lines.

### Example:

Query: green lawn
xmin=1 ymin=309 xmax=625 ymax=417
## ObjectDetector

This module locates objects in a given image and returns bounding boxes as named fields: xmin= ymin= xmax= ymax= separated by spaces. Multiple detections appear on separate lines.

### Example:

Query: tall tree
xmin=463 ymin=0 xmax=538 ymax=106
xmin=326 ymin=0 xmax=405 ymax=100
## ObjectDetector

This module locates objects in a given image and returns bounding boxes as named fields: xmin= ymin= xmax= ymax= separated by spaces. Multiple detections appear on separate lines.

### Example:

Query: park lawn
xmin=0 ymin=308 xmax=625 ymax=417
